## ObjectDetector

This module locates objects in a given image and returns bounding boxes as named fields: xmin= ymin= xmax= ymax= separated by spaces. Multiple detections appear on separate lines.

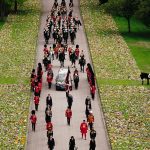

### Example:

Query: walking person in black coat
xmin=85 ymin=96 xmax=92 ymax=109
xmin=45 ymin=106 xmax=52 ymax=123
xmin=67 ymin=93 xmax=73 ymax=109
xmin=90 ymin=128 xmax=96 ymax=140
xmin=46 ymin=94 xmax=53 ymax=108
xmin=69 ymin=136 xmax=75 ymax=150
xmin=89 ymin=139 xmax=96 ymax=150
xmin=48 ymin=136 xmax=55 ymax=150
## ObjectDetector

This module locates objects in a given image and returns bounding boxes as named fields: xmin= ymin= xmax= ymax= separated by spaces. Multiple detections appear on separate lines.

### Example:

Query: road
xmin=26 ymin=0 xmax=110 ymax=149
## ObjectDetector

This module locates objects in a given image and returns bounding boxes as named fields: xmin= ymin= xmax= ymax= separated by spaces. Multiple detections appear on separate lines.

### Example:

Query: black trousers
xmin=80 ymin=65 xmax=84 ymax=72
xmin=89 ymin=122 xmax=93 ymax=130
xmin=91 ymin=93 xmax=95 ymax=100
xmin=48 ymin=82 xmax=52 ymax=89
xmin=35 ymin=104 xmax=39 ymax=111
xmin=67 ymin=118 xmax=70 ymax=125
xmin=32 ymin=123 xmax=36 ymax=131
xmin=74 ymin=82 xmax=78 ymax=89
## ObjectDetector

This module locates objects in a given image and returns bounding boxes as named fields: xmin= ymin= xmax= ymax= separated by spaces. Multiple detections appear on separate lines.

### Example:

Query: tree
xmin=105 ymin=0 xmax=140 ymax=33
xmin=11 ymin=0 xmax=26 ymax=13
xmin=136 ymin=0 xmax=150 ymax=27
xmin=0 ymin=0 xmax=11 ymax=20
xmin=99 ymin=0 xmax=108 ymax=5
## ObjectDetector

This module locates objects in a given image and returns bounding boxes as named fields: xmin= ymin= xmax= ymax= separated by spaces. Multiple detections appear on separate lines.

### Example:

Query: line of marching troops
xmin=29 ymin=0 xmax=97 ymax=149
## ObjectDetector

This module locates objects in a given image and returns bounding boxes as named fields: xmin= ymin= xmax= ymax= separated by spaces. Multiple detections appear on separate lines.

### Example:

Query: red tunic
xmin=90 ymin=85 xmax=96 ymax=94
xmin=80 ymin=122 xmax=88 ymax=134
xmin=47 ymin=64 xmax=53 ymax=71
xmin=34 ymin=85 xmax=39 ymax=93
xmin=34 ymin=96 xmax=40 ymax=105
xmin=65 ymin=109 xmax=72 ymax=118
xmin=47 ymin=75 xmax=53 ymax=83
xmin=30 ymin=115 xmax=37 ymax=124
xmin=46 ymin=122 xmax=53 ymax=131
xmin=38 ymin=82 xmax=42 ymax=91
xmin=75 ymin=48 xmax=80 ymax=57
xmin=43 ymin=48 xmax=49 ymax=55
xmin=31 ymin=78 xmax=35 ymax=88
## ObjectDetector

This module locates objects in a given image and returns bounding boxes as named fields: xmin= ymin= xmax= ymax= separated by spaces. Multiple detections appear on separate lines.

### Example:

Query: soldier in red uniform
xmin=75 ymin=44 xmax=80 ymax=59
xmin=34 ymin=84 xmax=40 ymax=96
xmin=68 ymin=46 xmax=72 ymax=60
xmin=30 ymin=110 xmax=37 ymax=131
xmin=30 ymin=69 xmax=36 ymax=91
xmin=34 ymin=96 xmax=40 ymax=111
xmin=65 ymin=107 xmax=72 ymax=125
xmin=47 ymin=72 xmax=53 ymax=89
xmin=38 ymin=81 xmax=42 ymax=97
xmin=43 ymin=44 xmax=49 ymax=55
xmin=80 ymin=120 xmax=88 ymax=140
xmin=90 ymin=84 xmax=96 ymax=100
xmin=46 ymin=121 xmax=53 ymax=131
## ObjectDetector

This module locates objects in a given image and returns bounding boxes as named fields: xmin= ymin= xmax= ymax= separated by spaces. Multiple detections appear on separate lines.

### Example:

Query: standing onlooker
xmin=65 ymin=107 xmax=72 ymax=125
xmin=47 ymin=72 xmax=53 ymax=89
xmin=48 ymin=136 xmax=55 ymax=150
xmin=90 ymin=84 xmax=96 ymax=100
xmin=80 ymin=120 xmax=88 ymax=140
xmin=30 ymin=110 xmax=37 ymax=132
xmin=69 ymin=136 xmax=75 ymax=150
xmin=89 ymin=139 xmax=96 ymax=150
xmin=34 ymin=95 xmax=40 ymax=111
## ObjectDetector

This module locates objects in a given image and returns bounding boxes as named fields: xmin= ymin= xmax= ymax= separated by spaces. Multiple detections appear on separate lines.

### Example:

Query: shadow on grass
xmin=121 ymin=31 xmax=150 ymax=41
xmin=97 ymin=28 xmax=150 ymax=42
xmin=17 ymin=9 xmax=39 ymax=15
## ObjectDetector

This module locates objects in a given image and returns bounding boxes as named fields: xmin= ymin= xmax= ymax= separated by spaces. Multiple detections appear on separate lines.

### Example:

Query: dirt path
xmin=26 ymin=0 xmax=110 ymax=149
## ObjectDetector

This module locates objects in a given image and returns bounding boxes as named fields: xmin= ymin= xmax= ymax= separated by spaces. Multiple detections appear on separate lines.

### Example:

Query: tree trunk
xmin=127 ymin=17 xmax=131 ymax=33
xmin=0 ymin=0 xmax=5 ymax=21
xmin=14 ymin=0 xmax=17 ymax=13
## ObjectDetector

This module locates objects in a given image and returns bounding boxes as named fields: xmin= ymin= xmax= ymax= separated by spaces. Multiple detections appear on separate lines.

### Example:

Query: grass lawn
xmin=80 ymin=0 xmax=150 ymax=149
xmin=0 ymin=21 xmax=5 ymax=30
xmin=0 ymin=0 xmax=40 ymax=148
xmin=114 ymin=17 xmax=150 ymax=73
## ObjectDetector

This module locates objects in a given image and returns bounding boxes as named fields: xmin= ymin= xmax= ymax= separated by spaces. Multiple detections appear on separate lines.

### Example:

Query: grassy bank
xmin=80 ymin=0 xmax=150 ymax=149
xmin=114 ymin=17 xmax=150 ymax=73
xmin=0 ymin=0 xmax=40 ymax=148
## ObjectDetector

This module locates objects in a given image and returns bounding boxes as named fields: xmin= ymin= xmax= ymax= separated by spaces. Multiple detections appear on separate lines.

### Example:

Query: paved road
xmin=26 ymin=0 xmax=110 ymax=149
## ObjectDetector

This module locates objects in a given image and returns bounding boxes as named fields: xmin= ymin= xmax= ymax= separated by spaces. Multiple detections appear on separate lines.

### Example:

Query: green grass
xmin=0 ymin=21 xmax=5 ymax=29
xmin=80 ymin=0 xmax=150 ymax=149
xmin=0 ymin=0 xmax=40 ymax=148
xmin=114 ymin=17 xmax=150 ymax=72
xmin=97 ymin=78 xmax=140 ymax=86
